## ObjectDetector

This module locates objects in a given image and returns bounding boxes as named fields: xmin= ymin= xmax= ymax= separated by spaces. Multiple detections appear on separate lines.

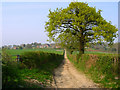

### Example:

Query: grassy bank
xmin=2 ymin=49 xmax=64 ymax=88
xmin=67 ymin=51 xmax=120 ymax=88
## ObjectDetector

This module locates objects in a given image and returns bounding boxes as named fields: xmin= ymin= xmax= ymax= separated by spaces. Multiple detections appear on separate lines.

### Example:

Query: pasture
xmin=72 ymin=48 xmax=117 ymax=55
xmin=7 ymin=48 xmax=64 ymax=55
xmin=6 ymin=48 xmax=64 ymax=60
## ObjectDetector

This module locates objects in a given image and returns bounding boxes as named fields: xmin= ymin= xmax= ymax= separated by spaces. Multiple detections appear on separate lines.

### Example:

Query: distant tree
xmin=119 ymin=42 xmax=120 ymax=52
xmin=2 ymin=46 xmax=8 ymax=49
xmin=109 ymin=42 xmax=118 ymax=53
xmin=33 ymin=42 xmax=38 ymax=45
xmin=23 ymin=44 xmax=26 ymax=47
xmin=104 ymin=47 xmax=107 ymax=51
xmin=38 ymin=43 xmax=41 ymax=46
xmin=13 ymin=45 xmax=17 ymax=47
xmin=111 ymin=48 xmax=117 ymax=52
xmin=45 ymin=2 xmax=118 ymax=57
xmin=25 ymin=44 xmax=32 ymax=49
xmin=19 ymin=46 xmax=23 ymax=49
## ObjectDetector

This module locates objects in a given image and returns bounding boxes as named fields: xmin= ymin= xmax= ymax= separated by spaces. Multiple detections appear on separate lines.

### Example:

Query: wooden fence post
xmin=16 ymin=55 xmax=20 ymax=64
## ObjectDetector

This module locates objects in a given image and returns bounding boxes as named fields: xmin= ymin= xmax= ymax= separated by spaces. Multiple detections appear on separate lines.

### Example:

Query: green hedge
xmin=2 ymin=49 xmax=21 ymax=88
xmin=88 ymin=55 xmax=119 ymax=88
xmin=67 ymin=52 xmax=120 ymax=88
xmin=21 ymin=51 xmax=64 ymax=69
xmin=2 ymin=49 xmax=64 ymax=88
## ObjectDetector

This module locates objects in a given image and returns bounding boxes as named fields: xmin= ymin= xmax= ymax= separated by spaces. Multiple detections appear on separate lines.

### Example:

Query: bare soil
xmin=51 ymin=50 xmax=100 ymax=88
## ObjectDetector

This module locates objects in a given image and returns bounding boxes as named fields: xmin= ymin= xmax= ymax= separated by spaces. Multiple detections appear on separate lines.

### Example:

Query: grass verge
xmin=67 ymin=51 xmax=120 ymax=88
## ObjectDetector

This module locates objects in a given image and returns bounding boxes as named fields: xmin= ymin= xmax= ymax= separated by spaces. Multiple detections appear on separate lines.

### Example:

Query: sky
xmin=1 ymin=1 xmax=119 ymax=46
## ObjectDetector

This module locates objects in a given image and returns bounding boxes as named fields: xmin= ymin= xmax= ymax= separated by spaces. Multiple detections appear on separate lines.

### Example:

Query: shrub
xmin=21 ymin=51 xmax=64 ymax=69
xmin=2 ymin=49 xmax=21 ymax=88
xmin=67 ymin=50 xmax=119 ymax=88
xmin=2 ymin=49 xmax=64 ymax=88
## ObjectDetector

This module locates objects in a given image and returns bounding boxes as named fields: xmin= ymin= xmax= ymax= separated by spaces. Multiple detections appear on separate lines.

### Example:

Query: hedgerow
xmin=2 ymin=49 xmax=64 ymax=88
xmin=67 ymin=52 xmax=120 ymax=88
xmin=21 ymin=51 xmax=64 ymax=69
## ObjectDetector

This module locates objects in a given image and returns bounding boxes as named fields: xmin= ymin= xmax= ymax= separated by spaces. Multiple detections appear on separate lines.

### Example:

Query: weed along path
xmin=51 ymin=50 xmax=99 ymax=88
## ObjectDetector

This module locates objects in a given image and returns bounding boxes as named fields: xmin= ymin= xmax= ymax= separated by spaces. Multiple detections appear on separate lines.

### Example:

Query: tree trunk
xmin=79 ymin=40 xmax=84 ymax=55
xmin=77 ymin=38 xmax=84 ymax=63
xmin=70 ymin=50 xmax=73 ymax=54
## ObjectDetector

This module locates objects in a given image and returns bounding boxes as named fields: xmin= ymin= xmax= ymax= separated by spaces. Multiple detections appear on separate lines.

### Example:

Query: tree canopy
xmin=45 ymin=2 xmax=118 ymax=55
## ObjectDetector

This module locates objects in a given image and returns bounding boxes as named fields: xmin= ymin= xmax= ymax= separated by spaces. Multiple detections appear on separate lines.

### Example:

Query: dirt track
xmin=51 ymin=50 xmax=99 ymax=88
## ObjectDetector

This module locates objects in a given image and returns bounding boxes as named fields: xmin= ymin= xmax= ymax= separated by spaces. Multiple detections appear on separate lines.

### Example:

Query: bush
xmin=21 ymin=51 xmax=64 ymax=69
xmin=67 ymin=51 xmax=119 ymax=88
xmin=2 ymin=49 xmax=21 ymax=88
xmin=2 ymin=49 xmax=64 ymax=88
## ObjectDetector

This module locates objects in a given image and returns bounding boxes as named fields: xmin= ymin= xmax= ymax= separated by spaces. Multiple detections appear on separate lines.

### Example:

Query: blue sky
xmin=2 ymin=2 xmax=118 ymax=46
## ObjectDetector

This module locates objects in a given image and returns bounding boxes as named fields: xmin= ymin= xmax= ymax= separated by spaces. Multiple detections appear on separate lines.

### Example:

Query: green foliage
xmin=19 ymin=51 xmax=64 ymax=88
xmin=67 ymin=51 xmax=119 ymax=88
xmin=2 ymin=49 xmax=64 ymax=88
xmin=45 ymin=2 xmax=118 ymax=55
xmin=95 ymin=56 xmax=113 ymax=74
xmin=21 ymin=51 xmax=64 ymax=69
xmin=88 ymin=55 xmax=119 ymax=88
xmin=2 ymin=49 xmax=21 ymax=88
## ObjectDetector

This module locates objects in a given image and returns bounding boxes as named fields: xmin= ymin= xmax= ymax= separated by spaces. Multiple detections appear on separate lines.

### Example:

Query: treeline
xmin=2 ymin=42 xmax=61 ymax=50
xmin=88 ymin=42 xmax=119 ymax=53
xmin=2 ymin=42 xmax=41 ymax=49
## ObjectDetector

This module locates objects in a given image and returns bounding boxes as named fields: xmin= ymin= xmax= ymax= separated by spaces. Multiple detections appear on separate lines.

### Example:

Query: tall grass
xmin=67 ymin=51 xmax=120 ymax=88
xmin=2 ymin=49 xmax=64 ymax=88
xmin=2 ymin=49 xmax=21 ymax=88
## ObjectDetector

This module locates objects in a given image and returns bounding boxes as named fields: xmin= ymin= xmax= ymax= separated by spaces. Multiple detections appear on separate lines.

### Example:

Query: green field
xmin=6 ymin=48 xmax=64 ymax=60
xmin=7 ymin=48 xmax=64 ymax=55
xmin=5 ymin=48 xmax=115 ymax=56
xmin=73 ymin=51 xmax=107 ymax=54
xmin=72 ymin=49 xmax=117 ymax=55
xmin=4 ymin=48 xmax=117 ymax=61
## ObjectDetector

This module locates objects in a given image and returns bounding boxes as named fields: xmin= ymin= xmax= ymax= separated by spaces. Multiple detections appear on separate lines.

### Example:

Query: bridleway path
xmin=51 ymin=50 xmax=99 ymax=88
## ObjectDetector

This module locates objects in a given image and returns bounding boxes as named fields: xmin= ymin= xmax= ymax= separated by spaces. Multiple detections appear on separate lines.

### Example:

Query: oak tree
xmin=45 ymin=2 xmax=118 ymax=56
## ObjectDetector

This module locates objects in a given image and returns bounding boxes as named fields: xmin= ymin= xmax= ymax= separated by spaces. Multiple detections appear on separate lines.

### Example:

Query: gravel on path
xmin=51 ymin=50 xmax=99 ymax=88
